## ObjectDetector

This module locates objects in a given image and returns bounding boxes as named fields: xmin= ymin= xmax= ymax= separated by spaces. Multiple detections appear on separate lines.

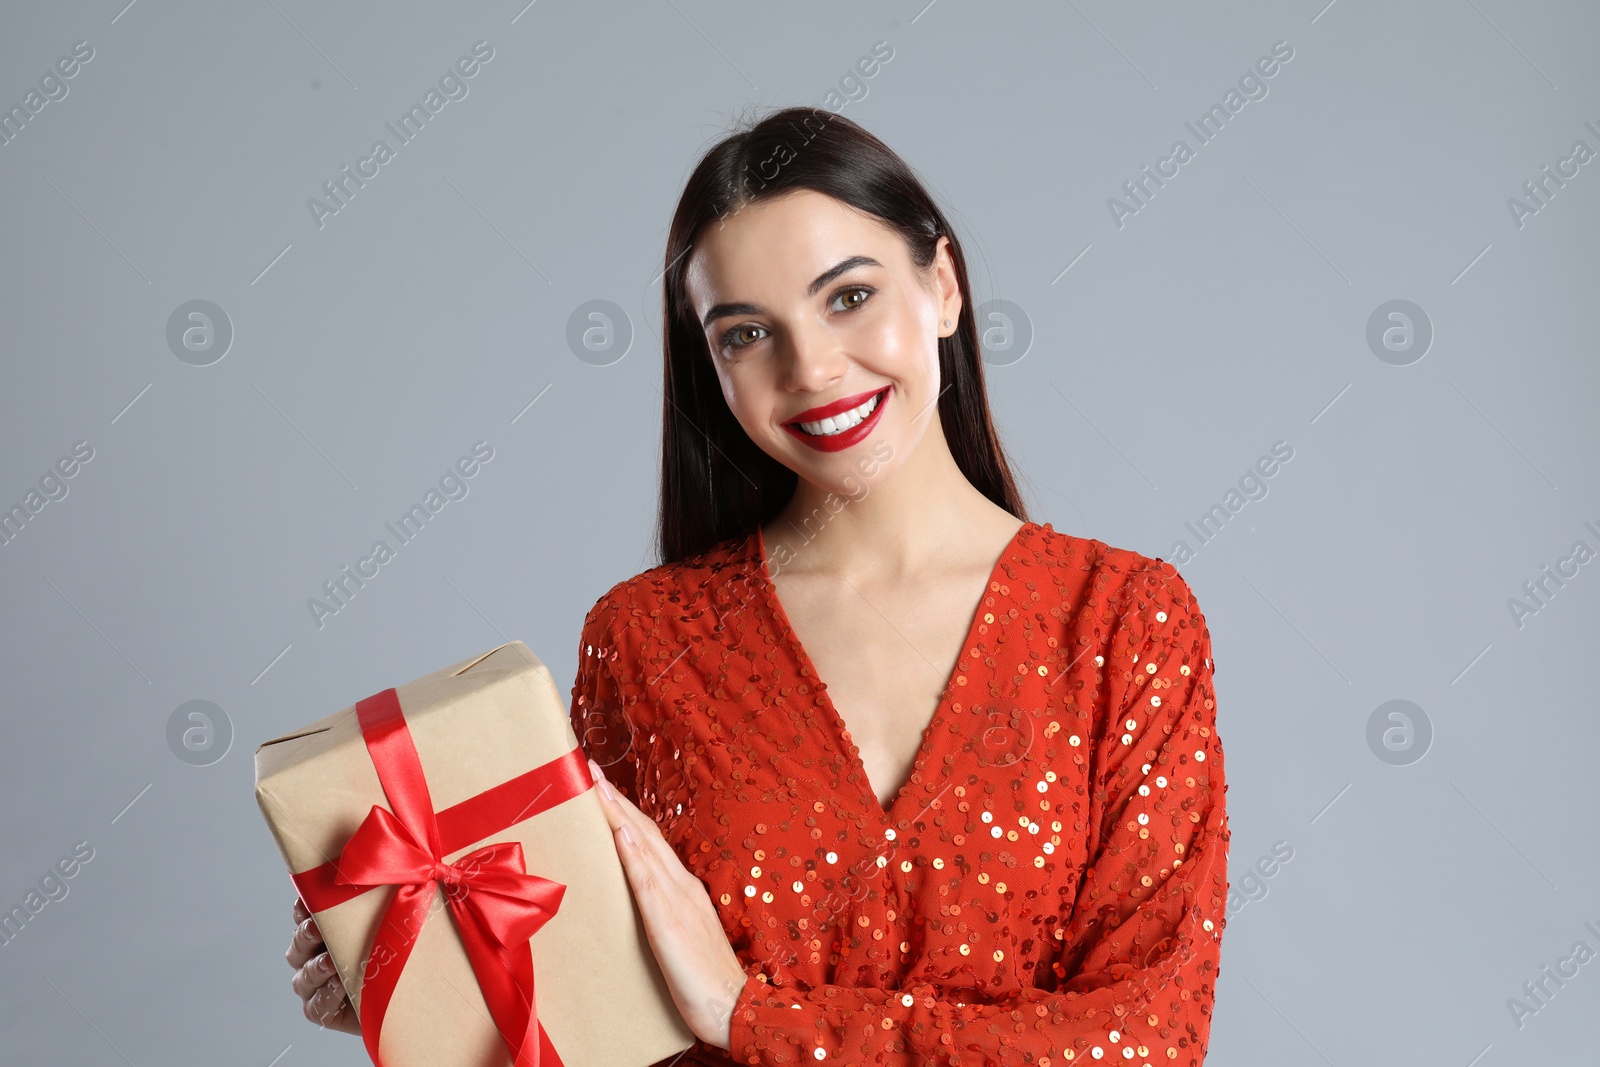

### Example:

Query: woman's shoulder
xmin=1027 ymin=521 xmax=1203 ymax=619
xmin=577 ymin=529 xmax=756 ymax=642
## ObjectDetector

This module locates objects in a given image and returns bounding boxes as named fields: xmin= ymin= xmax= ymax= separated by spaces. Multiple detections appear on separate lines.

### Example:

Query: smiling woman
xmin=288 ymin=104 xmax=1231 ymax=1067
xmin=587 ymin=106 xmax=1227 ymax=1065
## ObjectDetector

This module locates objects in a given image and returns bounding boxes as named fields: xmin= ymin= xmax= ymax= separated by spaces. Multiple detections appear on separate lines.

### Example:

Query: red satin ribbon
xmin=290 ymin=687 xmax=594 ymax=1067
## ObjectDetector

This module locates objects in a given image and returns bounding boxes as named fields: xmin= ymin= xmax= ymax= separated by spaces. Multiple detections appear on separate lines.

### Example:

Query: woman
xmin=288 ymin=106 xmax=1229 ymax=1066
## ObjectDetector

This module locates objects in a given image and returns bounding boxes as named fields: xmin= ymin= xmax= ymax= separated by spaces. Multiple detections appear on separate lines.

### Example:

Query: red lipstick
xmin=782 ymin=386 xmax=890 ymax=453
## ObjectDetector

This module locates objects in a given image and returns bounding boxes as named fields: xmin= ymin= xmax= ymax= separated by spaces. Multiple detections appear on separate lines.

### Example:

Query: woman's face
xmin=684 ymin=188 xmax=961 ymax=496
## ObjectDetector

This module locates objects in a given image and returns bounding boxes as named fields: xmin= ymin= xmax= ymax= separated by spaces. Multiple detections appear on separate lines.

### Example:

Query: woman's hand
xmin=287 ymin=896 xmax=362 ymax=1035
xmin=587 ymin=757 xmax=748 ymax=1051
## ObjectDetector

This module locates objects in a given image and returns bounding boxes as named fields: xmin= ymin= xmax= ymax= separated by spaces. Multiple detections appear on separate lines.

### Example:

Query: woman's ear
xmin=932 ymin=236 xmax=962 ymax=334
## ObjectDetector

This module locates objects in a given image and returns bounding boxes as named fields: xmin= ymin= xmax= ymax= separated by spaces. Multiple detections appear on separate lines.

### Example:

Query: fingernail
xmin=619 ymin=823 xmax=634 ymax=845
xmin=589 ymin=758 xmax=615 ymax=801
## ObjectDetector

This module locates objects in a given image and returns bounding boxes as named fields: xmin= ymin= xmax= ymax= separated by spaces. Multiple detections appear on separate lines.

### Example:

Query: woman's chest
xmin=769 ymin=569 xmax=993 ymax=812
xmin=633 ymin=589 xmax=1108 ymax=943
xmin=643 ymin=679 xmax=1100 ymax=988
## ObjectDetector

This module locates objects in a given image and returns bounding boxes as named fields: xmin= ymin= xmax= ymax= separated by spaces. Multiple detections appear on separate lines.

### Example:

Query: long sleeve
xmin=725 ymin=564 xmax=1230 ymax=1066
xmin=569 ymin=593 xmax=644 ymax=808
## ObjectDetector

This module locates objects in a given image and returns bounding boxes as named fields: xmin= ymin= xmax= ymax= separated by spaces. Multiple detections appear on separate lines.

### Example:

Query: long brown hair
xmin=656 ymin=105 xmax=1028 ymax=565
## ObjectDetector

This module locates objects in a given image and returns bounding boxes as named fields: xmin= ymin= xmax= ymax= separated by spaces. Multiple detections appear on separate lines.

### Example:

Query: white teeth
xmin=797 ymin=391 xmax=880 ymax=436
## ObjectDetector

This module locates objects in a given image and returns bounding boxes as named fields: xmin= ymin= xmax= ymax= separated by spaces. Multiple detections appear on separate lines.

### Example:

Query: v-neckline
xmin=751 ymin=519 xmax=1034 ymax=824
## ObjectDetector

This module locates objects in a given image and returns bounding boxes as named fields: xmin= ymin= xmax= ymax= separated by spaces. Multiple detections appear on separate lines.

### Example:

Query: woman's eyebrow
xmin=700 ymin=255 xmax=884 ymax=329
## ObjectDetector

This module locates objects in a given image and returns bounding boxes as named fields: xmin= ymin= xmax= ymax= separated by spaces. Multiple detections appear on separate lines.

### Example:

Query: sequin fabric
xmin=570 ymin=520 xmax=1229 ymax=1066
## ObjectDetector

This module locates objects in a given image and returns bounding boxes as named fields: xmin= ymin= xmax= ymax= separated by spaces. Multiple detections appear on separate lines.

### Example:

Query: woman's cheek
xmin=873 ymin=312 xmax=925 ymax=373
xmin=718 ymin=373 xmax=760 ymax=424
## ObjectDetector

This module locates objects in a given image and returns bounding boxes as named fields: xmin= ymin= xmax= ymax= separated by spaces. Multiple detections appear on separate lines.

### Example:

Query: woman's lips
xmin=785 ymin=386 xmax=886 ymax=425
xmin=782 ymin=386 xmax=890 ymax=453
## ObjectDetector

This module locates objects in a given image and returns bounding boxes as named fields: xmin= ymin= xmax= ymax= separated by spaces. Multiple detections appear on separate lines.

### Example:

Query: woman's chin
xmin=779 ymin=432 xmax=902 ymax=498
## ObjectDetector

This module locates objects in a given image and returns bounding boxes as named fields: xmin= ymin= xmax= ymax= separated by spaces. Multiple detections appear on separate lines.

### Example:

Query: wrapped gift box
xmin=254 ymin=640 xmax=696 ymax=1067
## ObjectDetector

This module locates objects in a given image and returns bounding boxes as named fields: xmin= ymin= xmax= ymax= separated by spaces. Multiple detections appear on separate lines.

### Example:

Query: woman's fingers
xmin=290 ymin=948 xmax=340 ymax=1002
xmin=588 ymin=760 xmax=688 ymax=913
xmin=292 ymin=948 xmax=360 ymax=1033
xmin=582 ymin=758 xmax=746 ymax=1049
xmin=286 ymin=911 xmax=326 ymax=970
xmin=615 ymin=816 xmax=671 ymax=906
xmin=588 ymin=759 xmax=682 ymax=878
xmin=288 ymin=898 xmax=359 ymax=1033
xmin=306 ymin=976 xmax=343 ymax=1024
xmin=588 ymin=758 xmax=628 ymax=824
xmin=305 ymin=970 xmax=357 ymax=1031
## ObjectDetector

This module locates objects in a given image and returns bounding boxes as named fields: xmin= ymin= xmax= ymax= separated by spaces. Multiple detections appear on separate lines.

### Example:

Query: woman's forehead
xmin=687 ymin=195 xmax=901 ymax=302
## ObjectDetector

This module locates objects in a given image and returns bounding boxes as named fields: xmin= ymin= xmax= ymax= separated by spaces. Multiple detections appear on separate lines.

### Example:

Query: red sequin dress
xmin=570 ymin=520 xmax=1229 ymax=1066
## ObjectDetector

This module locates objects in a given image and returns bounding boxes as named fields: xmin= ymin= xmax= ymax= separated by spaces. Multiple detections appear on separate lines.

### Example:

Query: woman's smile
xmin=782 ymin=385 xmax=891 ymax=452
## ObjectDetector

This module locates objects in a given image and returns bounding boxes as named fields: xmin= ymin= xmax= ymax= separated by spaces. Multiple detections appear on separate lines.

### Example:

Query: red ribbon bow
xmin=291 ymin=687 xmax=593 ymax=1067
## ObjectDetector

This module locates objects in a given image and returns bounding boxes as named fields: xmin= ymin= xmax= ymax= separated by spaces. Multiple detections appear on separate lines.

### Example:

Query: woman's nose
xmin=781 ymin=325 xmax=848 ymax=391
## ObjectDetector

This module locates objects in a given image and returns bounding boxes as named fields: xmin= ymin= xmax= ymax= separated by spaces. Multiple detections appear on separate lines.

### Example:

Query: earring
xmin=943 ymin=319 xmax=951 ymax=327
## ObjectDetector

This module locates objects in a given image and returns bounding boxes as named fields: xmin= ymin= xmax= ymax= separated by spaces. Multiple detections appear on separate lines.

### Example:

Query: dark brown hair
xmin=656 ymin=105 xmax=1028 ymax=565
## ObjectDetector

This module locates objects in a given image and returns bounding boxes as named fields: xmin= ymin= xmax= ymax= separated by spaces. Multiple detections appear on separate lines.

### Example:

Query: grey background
xmin=2 ymin=0 xmax=1596 ymax=1063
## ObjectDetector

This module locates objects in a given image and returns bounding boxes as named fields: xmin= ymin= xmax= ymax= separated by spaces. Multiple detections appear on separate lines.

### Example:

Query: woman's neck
xmin=762 ymin=419 xmax=1019 ymax=581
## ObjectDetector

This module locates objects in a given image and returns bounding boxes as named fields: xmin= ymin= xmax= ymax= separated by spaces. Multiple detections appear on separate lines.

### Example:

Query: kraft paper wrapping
xmin=254 ymin=640 xmax=696 ymax=1067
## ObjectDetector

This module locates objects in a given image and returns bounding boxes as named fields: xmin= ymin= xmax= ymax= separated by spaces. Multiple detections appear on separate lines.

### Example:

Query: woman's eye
xmin=718 ymin=287 xmax=873 ymax=354
xmin=832 ymin=286 xmax=873 ymax=312
xmin=721 ymin=324 xmax=768 ymax=352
